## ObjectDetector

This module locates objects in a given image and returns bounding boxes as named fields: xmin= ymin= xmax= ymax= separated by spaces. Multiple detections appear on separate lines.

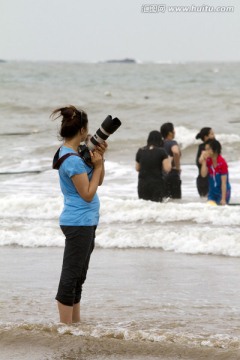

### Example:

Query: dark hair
xmin=160 ymin=123 xmax=174 ymax=139
xmin=195 ymin=127 xmax=212 ymax=141
xmin=205 ymin=139 xmax=222 ymax=155
xmin=147 ymin=130 xmax=163 ymax=147
xmin=51 ymin=105 xmax=88 ymax=138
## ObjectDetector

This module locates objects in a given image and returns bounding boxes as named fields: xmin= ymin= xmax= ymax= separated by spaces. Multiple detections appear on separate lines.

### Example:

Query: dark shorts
xmin=55 ymin=225 xmax=96 ymax=307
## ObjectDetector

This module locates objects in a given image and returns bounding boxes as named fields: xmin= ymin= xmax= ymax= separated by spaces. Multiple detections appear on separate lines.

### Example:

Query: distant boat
xmin=105 ymin=58 xmax=136 ymax=64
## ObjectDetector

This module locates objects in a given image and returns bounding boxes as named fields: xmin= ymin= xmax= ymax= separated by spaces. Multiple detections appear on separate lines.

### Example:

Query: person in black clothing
xmin=135 ymin=130 xmax=171 ymax=202
xmin=195 ymin=127 xmax=215 ymax=197
xmin=160 ymin=123 xmax=181 ymax=199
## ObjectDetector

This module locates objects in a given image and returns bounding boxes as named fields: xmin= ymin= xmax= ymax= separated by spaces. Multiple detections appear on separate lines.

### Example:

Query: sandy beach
xmin=0 ymin=247 xmax=240 ymax=359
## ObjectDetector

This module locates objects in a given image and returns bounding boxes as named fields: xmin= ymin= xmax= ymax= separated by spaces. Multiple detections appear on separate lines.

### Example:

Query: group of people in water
xmin=135 ymin=124 xmax=231 ymax=205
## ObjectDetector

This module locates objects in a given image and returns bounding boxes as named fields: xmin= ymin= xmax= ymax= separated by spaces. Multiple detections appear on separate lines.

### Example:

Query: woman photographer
xmin=51 ymin=105 xmax=107 ymax=324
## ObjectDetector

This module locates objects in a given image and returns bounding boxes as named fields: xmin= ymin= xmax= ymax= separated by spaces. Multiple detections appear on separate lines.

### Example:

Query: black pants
xmin=138 ymin=179 xmax=164 ymax=202
xmin=164 ymin=170 xmax=181 ymax=199
xmin=56 ymin=225 xmax=96 ymax=306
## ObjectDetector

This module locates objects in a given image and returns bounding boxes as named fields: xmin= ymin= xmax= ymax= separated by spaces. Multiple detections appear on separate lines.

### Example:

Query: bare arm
xmin=98 ymin=160 xmax=105 ymax=186
xmin=72 ymin=151 xmax=103 ymax=202
xmin=95 ymin=142 xmax=108 ymax=186
xmin=220 ymin=175 xmax=227 ymax=205
xmin=199 ymin=150 xmax=207 ymax=165
xmin=171 ymin=144 xmax=181 ymax=171
xmin=135 ymin=162 xmax=140 ymax=172
xmin=162 ymin=157 xmax=171 ymax=173
xmin=200 ymin=160 xmax=208 ymax=177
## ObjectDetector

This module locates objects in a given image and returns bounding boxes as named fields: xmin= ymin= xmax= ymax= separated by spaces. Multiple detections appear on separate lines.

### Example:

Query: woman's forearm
xmin=98 ymin=160 xmax=105 ymax=185
xmin=201 ymin=161 xmax=208 ymax=177
xmin=87 ymin=166 xmax=103 ymax=199
xmin=221 ymin=175 xmax=227 ymax=202
xmin=72 ymin=164 xmax=103 ymax=202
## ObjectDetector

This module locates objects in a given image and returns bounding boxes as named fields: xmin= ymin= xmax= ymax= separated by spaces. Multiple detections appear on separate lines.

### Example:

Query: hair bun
xmin=61 ymin=106 xmax=76 ymax=119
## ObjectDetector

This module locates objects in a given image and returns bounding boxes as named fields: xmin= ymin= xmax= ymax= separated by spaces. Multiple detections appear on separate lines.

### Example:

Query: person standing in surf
xmin=195 ymin=127 xmax=215 ymax=197
xmin=51 ymin=105 xmax=107 ymax=324
xmin=200 ymin=139 xmax=231 ymax=205
xmin=135 ymin=130 xmax=171 ymax=202
xmin=160 ymin=123 xmax=182 ymax=199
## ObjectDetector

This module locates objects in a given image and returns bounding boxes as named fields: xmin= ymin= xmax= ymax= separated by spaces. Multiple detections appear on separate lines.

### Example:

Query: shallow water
xmin=0 ymin=247 xmax=240 ymax=359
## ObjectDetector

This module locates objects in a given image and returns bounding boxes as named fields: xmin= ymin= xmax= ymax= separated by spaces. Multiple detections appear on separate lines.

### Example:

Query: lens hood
xmin=101 ymin=116 xmax=121 ymax=134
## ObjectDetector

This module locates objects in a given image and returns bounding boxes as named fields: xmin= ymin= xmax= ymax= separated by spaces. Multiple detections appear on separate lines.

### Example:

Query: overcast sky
xmin=1 ymin=0 xmax=240 ymax=62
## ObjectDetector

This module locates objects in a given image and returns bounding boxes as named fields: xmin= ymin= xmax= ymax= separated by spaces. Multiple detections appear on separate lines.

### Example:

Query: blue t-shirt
xmin=58 ymin=146 xmax=100 ymax=226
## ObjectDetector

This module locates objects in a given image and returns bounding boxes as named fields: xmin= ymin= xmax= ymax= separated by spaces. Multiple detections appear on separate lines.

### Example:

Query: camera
xmin=79 ymin=115 xmax=121 ymax=164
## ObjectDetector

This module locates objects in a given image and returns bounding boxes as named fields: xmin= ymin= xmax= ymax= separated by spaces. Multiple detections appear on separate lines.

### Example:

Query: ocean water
xmin=0 ymin=61 xmax=240 ymax=359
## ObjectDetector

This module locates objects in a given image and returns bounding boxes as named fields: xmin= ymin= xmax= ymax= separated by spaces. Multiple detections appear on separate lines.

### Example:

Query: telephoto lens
xmin=79 ymin=115 xmax=121 ymax=164
xmin=87 ymin=115 xmax=121 ymax=150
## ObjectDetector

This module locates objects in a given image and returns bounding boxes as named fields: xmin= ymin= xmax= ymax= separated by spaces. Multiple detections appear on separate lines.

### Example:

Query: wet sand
xmin=1 ymin=327 xmax=240 ymax=360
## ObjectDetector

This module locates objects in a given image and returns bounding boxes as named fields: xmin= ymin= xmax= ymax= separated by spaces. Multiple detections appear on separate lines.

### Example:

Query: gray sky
xmin=1 ymin=0 xmax=240 ymax=62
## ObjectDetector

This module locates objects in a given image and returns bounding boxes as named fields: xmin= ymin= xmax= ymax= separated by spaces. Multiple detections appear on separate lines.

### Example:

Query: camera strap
xmin=52 ymin=148 xmax=80 ymax=170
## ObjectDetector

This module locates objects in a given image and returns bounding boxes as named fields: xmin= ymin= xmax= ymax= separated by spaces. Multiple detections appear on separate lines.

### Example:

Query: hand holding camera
xmin=90 ymin=150 xmax=103 ymax=169
xmin=95 ymin=141 xmax=108 ymax=158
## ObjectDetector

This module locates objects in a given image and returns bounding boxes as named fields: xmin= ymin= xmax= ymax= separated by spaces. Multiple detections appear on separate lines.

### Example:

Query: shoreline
xmin=1 ymin=327 xmax=240 ymax=360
